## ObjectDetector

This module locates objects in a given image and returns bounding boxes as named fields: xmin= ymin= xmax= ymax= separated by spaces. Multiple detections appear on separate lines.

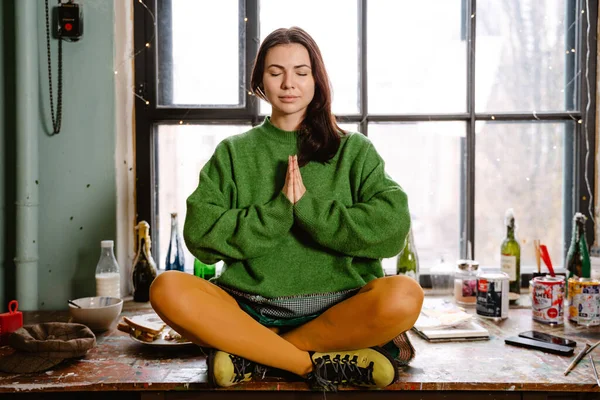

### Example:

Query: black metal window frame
xmin=134 ymin=0 xmax=597 ymax=266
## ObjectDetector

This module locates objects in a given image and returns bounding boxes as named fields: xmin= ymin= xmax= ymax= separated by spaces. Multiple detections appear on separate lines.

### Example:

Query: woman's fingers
xmin=283 ymin=155 xmax=294 ymax=203
xmin=293 ymin=155 xmax=306 ymax=202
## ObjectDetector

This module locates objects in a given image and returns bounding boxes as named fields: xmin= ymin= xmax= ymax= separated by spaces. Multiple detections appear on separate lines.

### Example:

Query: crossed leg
xmin=150 ymin=271 xmax=423 ymax=378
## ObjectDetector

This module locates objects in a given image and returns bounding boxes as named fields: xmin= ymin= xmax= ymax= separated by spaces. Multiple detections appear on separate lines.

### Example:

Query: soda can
xmin=568 ymin=277 xmax=584 ymax=322
xmin=575 ymin=278 xmax=600 ymax=327
xmin=531 ymin=275 xmax=564 ymax=324
xmin=476 ymin=272 xmax=509 ymax=320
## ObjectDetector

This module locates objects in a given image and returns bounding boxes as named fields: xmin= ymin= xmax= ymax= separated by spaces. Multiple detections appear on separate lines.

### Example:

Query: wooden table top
xmin=0 ymin=295 xmax=599 ymax=394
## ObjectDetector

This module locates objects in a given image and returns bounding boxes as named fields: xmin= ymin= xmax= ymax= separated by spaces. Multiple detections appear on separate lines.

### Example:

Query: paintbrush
xmin=589 ymin=355 xmax=600 ymax=388
xmin=564 ymin=343 xmax=591 ymax=376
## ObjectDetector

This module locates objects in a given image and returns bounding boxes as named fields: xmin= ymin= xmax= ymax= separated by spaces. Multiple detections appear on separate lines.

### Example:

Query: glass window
xmin=158 ymin=0 xmax=243 ymax=106
xmin=368 ymin=0 xmax=467 ymax=114
xmin=474 ymin=121 xmax=571 ymax=270
xmin=476 ymin=0 xmax=574 ymax=112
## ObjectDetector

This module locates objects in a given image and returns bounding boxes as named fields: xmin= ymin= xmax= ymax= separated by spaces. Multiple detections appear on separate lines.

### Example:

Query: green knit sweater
xmin=183 ymin=117 xmax=411 ymax=298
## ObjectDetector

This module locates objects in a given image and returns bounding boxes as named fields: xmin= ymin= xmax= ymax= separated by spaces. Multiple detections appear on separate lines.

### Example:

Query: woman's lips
xmin=279 ymin=96 xmax=299 ymax=103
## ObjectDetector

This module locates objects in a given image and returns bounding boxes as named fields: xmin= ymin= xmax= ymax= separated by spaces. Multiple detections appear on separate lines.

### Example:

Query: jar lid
xmin=457 ymin=259 xmax=479 ymax=271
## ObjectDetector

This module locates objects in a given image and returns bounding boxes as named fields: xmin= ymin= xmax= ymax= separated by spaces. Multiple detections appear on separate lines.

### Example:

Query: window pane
xmin=476 ymin=0 xmax=574 ymax=112
xmin=156 ymin=124 xmax=251 ymax=271
xmin=474 ymin=121 xmax=572 ymax=272
xmin=368 ymin=0 xmax=466 ymax=114
xmin=368 ymin=122 xmax=464 ymax=274
xmin=259 ymin=0 xmax=359 ymax=115
xmin=159 ymin=1 xmax=242 ymax=106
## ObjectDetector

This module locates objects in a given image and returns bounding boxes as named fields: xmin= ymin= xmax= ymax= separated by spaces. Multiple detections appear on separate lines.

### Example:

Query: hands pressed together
xmin=282 ymin=155 xmax=306 ymax=204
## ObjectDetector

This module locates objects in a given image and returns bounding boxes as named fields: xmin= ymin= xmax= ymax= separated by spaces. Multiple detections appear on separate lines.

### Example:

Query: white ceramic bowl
xmin=68 ymin=296 xmax=123 ymax=331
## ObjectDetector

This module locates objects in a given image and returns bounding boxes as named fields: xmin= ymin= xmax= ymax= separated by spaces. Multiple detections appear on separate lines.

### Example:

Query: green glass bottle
xmin=566 ymin=212 xmax=591 ymax=279
xmin=396 ymin=229 xmax=419 ymax=281
xmin=194 ymin=258 xmax=216 ymax=280
xmin=132 ymin=221 xmax=158 ymax=302
xmin=500 ymin=208 xmax=521 ymax=296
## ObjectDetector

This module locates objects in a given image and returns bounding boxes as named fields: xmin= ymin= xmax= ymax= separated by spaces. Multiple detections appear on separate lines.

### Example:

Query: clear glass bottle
xmin=132 ymin=221 xmax=158 ymax=302
xmin=454 ymin=260 xmax=479 ymax=305
xmin=500 ymin=208 xmax=521 ymax=297
xmin=95 ymin=240 xmax=121 ymax=298
xmin=194 ymin=258 xmax=216 ymax=280
xmin=396 ymin=228 xmax=419 ymax=282
xmin=165 ymin=213 xmax=185 ymax=272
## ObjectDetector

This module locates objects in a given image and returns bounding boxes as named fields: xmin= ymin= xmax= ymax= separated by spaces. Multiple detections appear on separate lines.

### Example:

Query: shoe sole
xmin=207 ymin=350 xmax=218 ymax=388
xmin=370 ymin=346 xmax=400 ymax=386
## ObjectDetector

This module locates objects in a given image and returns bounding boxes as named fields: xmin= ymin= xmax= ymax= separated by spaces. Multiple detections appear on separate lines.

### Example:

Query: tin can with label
xmin=476 ymin=272 xmax=509 ymax=319
xmin=531 ymin=275 xmax=564 ymax=324
xmin=575 ymin=278 xmax=600 ymax=327
xmin=568 ymin=277 xmax=584 ymax=322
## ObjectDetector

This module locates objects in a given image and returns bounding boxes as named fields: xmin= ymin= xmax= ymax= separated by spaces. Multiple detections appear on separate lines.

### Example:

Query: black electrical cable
xmin=44 ymin=0 xmax=63 ymax=135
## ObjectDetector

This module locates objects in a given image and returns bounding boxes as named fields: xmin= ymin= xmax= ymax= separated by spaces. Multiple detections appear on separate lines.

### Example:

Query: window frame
xmin=134 ymin=0 xmax=597 ymax=278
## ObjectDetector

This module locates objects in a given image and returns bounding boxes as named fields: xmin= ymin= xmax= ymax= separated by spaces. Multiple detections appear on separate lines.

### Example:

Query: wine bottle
xmin=132 ymin=221 xmax=158 ymax=302
xmin=500 ymin=208 xmax=521 ymax=296
xmin=194 ymin=258 xmax=216 ymax=280
xmin=566 ymin=212 xmax=591 ymax=279
xmin=396 ymin=229 xmax=419 ymax=281
xmin=165 ymin=213 xmax=185 ymax=272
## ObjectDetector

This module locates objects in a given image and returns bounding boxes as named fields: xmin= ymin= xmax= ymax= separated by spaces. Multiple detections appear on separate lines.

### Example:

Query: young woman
xmin=150 ymin=27 xmax=423 ymax=391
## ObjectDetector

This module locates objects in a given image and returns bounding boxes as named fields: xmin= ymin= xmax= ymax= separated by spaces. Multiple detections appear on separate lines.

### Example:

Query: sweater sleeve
xmin=183 ymin=142 xmax=294 ymax=264
xmin=293 ymin=141 xmax=410 ymax=259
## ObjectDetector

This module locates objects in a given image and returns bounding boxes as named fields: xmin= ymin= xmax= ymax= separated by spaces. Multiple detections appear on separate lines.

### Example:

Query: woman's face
xmin=262 ymin=43 xmax=315 ymax=121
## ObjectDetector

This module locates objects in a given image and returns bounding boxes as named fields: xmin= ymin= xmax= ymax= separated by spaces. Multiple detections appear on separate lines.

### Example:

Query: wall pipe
xmin=14 ymin=0 xmax=39 ymax=310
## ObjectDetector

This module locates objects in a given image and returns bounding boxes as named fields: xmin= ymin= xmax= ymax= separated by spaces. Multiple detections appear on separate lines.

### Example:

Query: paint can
xmin=476 ymin=272 xmax=509 ymax=319
xmin=531 ymin=275 xmax=564 ymax=324
xmin=575 ymin=278 xmax=600 ymax=327
xmin=568 ymin=277 xmax=584 ymax=322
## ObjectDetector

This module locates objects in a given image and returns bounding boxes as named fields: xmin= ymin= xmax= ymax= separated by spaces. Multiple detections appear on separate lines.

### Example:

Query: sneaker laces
xmin=228 ymin=354 xmax=270 ymax=382
xmin=309 ymin=353 xmax=375 ymax=391
xmin=229 ymin=354 xmax=255 ymax=383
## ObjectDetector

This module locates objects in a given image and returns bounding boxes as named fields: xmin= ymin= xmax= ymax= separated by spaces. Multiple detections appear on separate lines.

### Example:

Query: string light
xmin=113 ymin=0 xmax=156 ymax=106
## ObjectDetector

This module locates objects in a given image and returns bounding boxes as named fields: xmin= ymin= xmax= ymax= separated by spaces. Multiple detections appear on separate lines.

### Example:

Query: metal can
xmin=568 ymin=277 xmax=584 ymax=322
xmin=531 ymin=275 xmax=564 ymax=324
xmin=575 ymin=278 xmax=600 ymax=327
xmin=476 ymin=272 xmax=509 ymax=319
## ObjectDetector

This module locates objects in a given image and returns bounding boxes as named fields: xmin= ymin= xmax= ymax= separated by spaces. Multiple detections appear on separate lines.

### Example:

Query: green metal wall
xmin=1 ymin=0 xmax=117 ymax=310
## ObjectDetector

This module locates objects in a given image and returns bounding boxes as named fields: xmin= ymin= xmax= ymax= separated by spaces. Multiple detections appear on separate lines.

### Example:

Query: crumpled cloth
xmin=0 ymin=322 xmax=96 ymax=373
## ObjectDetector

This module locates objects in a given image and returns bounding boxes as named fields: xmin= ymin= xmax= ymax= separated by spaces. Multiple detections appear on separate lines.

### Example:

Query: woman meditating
xmin=150 ymin=26 xmax=423 ymax=391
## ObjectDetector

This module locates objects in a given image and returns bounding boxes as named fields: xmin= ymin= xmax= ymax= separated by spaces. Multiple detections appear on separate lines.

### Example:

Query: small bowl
xmin=68 ymin=296 xmax=123 ymax=331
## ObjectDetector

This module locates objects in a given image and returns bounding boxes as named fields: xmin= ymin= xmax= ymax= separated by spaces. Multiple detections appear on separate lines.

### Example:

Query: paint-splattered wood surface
xmin=0 ymin=296 xmax=599 ymax=394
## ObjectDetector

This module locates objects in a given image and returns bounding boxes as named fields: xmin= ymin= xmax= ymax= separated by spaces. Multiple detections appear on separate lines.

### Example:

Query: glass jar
xmin=454 ymin=259 xmax=479 ymax=305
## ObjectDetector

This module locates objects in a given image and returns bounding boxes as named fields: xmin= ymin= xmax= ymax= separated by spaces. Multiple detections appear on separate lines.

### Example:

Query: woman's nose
xmin=281 ymin=73 xmax=295 ymax=89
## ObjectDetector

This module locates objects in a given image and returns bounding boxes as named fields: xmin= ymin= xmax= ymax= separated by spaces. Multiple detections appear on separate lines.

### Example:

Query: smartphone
xmin=518 ymin=331 xmax=577 ymax=348
xmin=505 ymin=336 xmax=574 ymax=356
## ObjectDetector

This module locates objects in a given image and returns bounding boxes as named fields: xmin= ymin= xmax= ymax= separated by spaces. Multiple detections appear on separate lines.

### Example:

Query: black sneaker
xmin=307 ymin=347 xmax=398 ymax=391
xmin=208 ymin=350 xmax=269 ymax=387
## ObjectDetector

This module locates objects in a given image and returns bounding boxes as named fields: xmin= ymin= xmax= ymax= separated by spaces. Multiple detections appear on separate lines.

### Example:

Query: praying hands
xmin=282 ymin=155 xmax=306 ymax=204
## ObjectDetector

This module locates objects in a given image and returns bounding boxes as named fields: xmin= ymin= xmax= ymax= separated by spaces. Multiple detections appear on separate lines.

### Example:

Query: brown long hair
xmin=250 ymin=27 xmax=344 ymax=166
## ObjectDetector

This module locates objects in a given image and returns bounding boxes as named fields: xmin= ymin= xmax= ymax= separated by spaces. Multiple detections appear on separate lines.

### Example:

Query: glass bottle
xmin=132 ymin=221 xmax=158 ymax=302
xmin=454 ymin=259 xmax=479 ymax=305
xmin=95 ymin=240 xmax=121 ymax=298
xmin=194 ymin=258 xmax=216 ymax=280
xmin=566 ymin=212 xmax=591 ymax=279
xmin=165 ymin=213 xmax=185 ymax=272
xmin=396 ymin=229 xmax=419 ymax=282
xmin=500 ymin=208 xmax=521 ymax=296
